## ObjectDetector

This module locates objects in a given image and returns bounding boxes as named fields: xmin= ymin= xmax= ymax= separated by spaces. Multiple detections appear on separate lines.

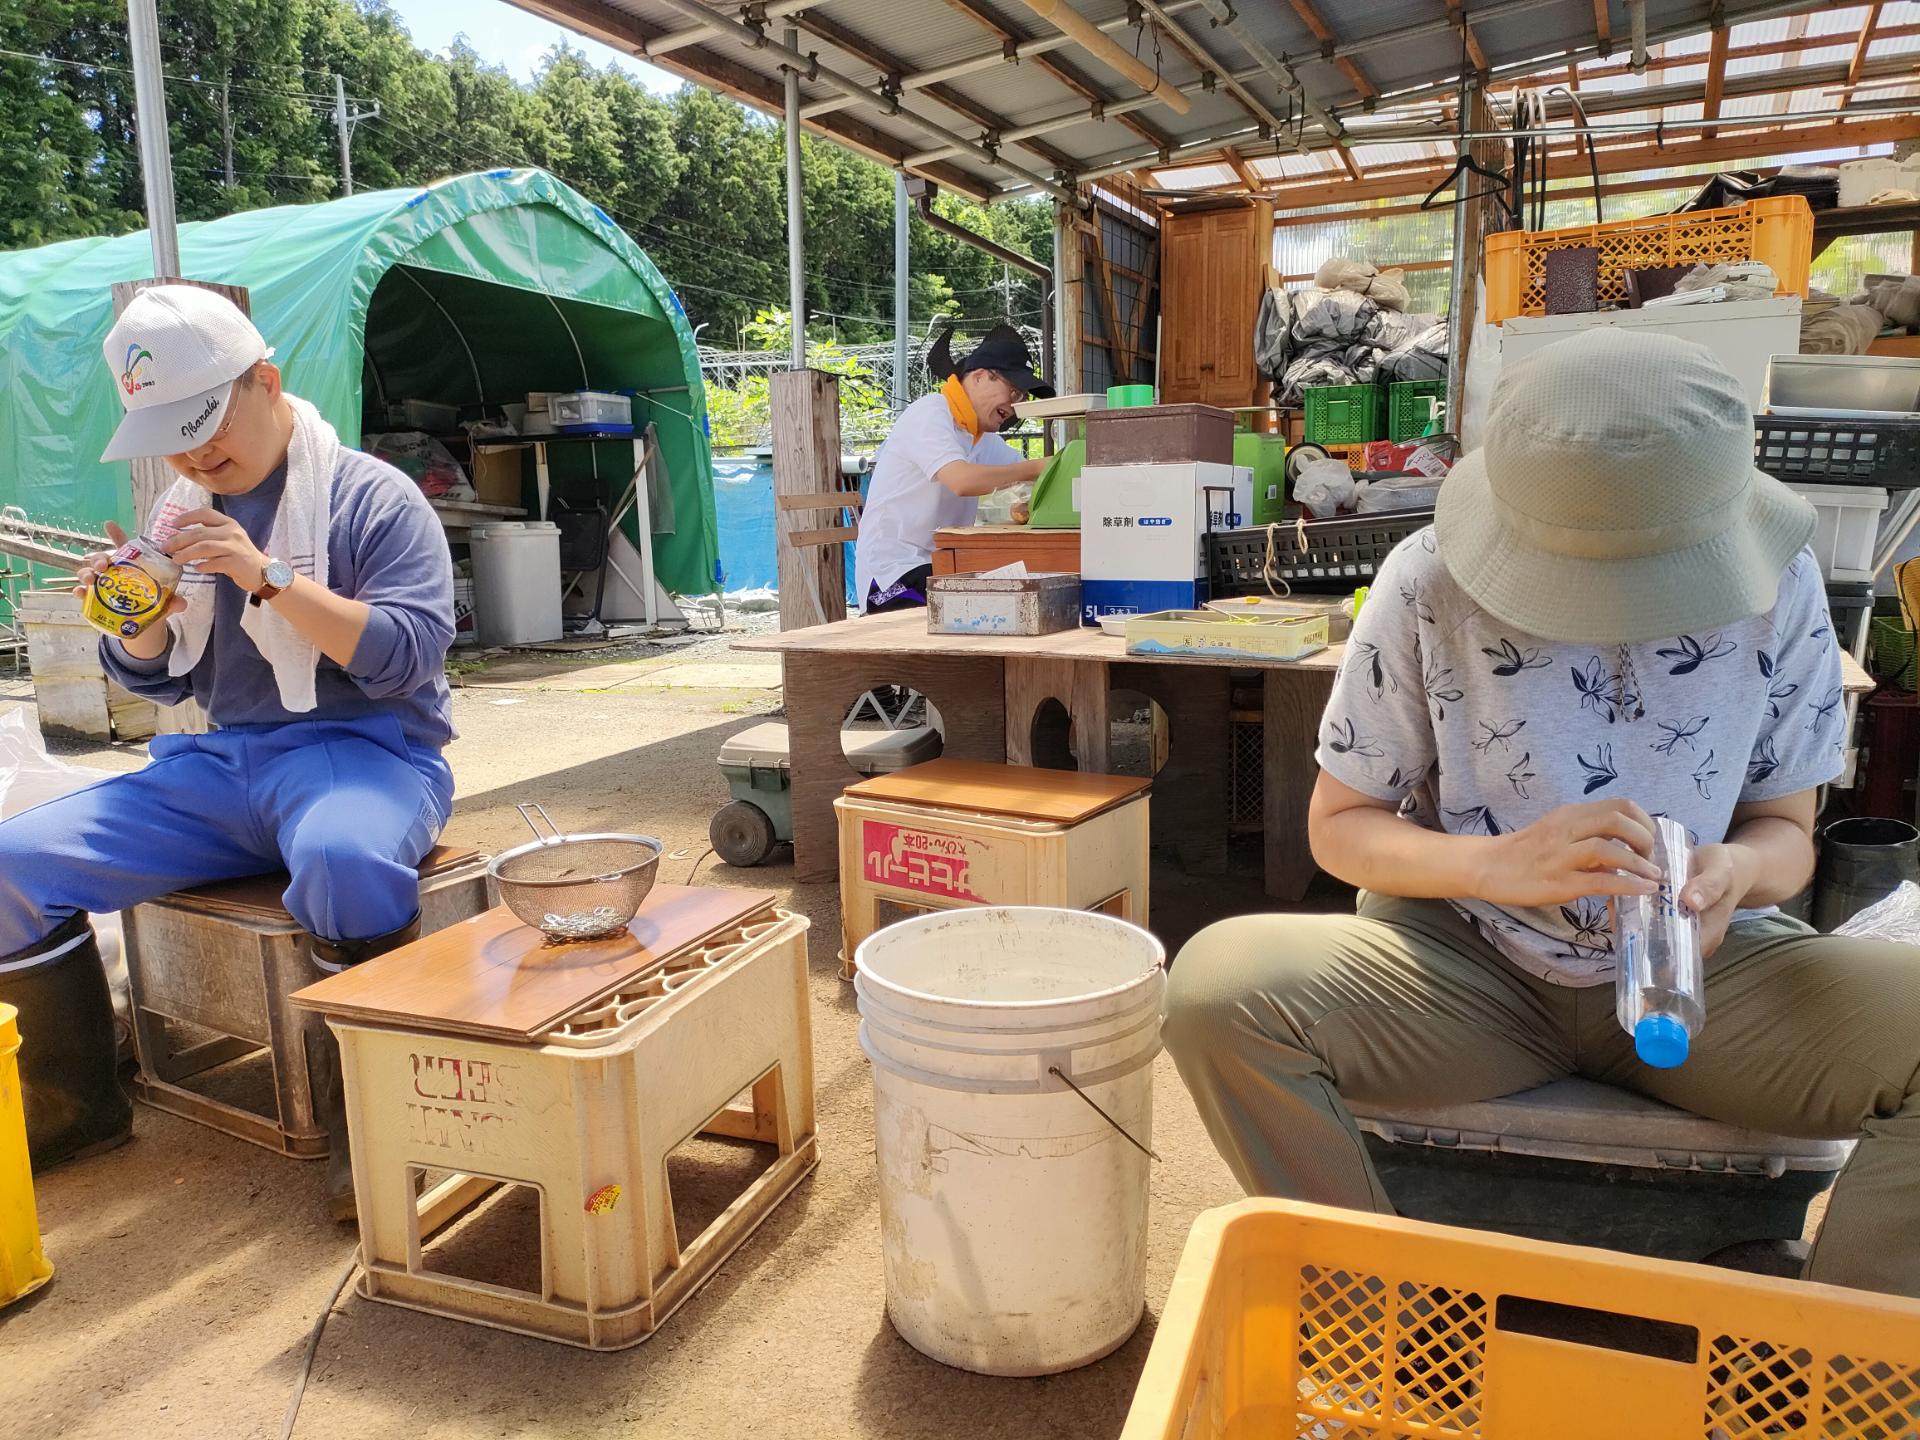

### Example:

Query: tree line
xmin=2 ymin=0 xmax=1053 ymax=346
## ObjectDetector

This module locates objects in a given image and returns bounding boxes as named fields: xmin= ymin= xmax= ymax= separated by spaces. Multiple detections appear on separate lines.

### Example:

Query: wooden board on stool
xmin=173 ymin=845 xmax=482 ymax=920
xmin=844 ymin=758 xmax=1148 ymax=824
xmin=292 ymin=884 xmax=777 ymax=1041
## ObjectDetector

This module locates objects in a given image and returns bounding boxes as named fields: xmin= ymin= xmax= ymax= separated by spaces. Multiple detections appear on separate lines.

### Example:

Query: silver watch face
xmin=264 ymin=558 xmax=295 ymax=589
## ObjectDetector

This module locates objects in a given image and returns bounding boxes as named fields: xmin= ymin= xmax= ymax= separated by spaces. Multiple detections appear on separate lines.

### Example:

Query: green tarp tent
xmin=0 ymin=168 xmax=719 ymax=608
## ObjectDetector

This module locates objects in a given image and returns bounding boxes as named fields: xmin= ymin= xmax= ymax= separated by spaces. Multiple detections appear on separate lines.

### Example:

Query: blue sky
xmin=384 ymin=0 xmax=683 ymax=91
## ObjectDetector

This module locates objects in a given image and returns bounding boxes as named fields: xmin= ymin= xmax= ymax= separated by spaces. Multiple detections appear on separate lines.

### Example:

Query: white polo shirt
xmin=854 ymin=392 xmax=1021 ymax=608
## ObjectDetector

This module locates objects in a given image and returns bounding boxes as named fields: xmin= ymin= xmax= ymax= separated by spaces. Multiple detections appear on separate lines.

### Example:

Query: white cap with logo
xmin=100 ymin=284 xmax=274 ymax=461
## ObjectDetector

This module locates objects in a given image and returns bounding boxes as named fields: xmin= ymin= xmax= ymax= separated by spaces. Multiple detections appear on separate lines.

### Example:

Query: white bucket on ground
xmin=853 ymin=906 xmax=1166 ymax=1376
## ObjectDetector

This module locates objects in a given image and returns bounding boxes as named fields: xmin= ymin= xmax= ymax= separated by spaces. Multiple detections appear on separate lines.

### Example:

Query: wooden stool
xmin=123 ymin=846 xmax=490 ymax=1157
xmin=833 ymin=758 xmax=1151 ymax=979
xmin=293 ymin=885 xmax=816 ymax=1350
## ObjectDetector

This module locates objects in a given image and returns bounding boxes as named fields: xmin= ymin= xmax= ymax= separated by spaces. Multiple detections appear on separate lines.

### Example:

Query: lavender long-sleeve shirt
xmin=100 ymin=447 xmax=456 ymax=750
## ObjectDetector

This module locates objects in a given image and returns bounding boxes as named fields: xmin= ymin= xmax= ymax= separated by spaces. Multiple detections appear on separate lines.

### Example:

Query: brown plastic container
xmin=1085 ymin=404 xmax=1234 ymax=466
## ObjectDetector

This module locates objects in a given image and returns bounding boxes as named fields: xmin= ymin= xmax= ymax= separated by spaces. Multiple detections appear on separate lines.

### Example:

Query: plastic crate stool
xmin=1349 ymin=1077 xmax=1851 ymax=1263
xmin=834 ymin=759 xmax=1150 ymax=980
xmin=1121 ymin=1198 xmax=1920 ymax=1440
xmin=122 ymin=846 xmax=490 ymax=1157
xmin=292 ymin=886 xmax=815 ymax=1350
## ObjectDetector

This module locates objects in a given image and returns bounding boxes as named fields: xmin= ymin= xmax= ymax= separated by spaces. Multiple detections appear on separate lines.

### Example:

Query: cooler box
xmin=1080 ymin=461 xmax=1252 ymax=624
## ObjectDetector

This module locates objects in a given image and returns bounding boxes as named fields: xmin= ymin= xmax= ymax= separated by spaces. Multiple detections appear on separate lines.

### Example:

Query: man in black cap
xmin=853 ymin=324 xmax=1054 ymax=614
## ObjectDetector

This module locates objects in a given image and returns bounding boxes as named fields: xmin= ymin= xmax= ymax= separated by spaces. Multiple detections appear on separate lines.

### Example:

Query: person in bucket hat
xmin=854 ymin=323 xmax=1055 ymax=615
xmin=0 ymin=285 xmax=456 ymax=1220
xmin=1164 ymin=329 xmax=1920 ymax=1298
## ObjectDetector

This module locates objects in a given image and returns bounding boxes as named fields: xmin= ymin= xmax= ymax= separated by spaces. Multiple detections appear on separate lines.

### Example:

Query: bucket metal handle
xmin=1046 ymin=1064 xmax=1160 ymax=1163
xmin=516 ymin=801 xmax=563 ymax=845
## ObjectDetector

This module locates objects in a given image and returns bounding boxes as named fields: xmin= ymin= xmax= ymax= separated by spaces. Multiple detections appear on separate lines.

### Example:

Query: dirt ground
xmin=0 ymin=636 xmax=1273 ymax=1440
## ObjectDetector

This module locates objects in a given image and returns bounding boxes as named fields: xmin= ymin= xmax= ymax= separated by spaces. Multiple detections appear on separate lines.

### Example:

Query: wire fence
xmin=699 ymin=321 xmax=1045 ymax=452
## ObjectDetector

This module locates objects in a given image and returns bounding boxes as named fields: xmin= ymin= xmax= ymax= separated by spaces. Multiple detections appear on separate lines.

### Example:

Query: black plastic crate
xmin=1207 ymin=510 xmax=1435 ymax=596
xmin=1754 ymin=415 xmax=1920 ymax=489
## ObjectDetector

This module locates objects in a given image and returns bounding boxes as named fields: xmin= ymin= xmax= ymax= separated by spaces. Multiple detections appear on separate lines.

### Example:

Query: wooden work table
xmin=740 ymin=610 xmax=1873 ymax=904
xmin=739 ymin=608 xmax=1342 ymax=901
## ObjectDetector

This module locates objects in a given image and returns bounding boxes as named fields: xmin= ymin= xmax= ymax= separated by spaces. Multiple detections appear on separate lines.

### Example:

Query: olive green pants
xmin=1163 ymin=893 xmax=1920 ymax=1298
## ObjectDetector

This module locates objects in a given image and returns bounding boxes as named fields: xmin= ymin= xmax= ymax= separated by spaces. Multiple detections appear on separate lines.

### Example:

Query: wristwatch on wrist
xmin=250 ymin=557 xmax=295 ymax=607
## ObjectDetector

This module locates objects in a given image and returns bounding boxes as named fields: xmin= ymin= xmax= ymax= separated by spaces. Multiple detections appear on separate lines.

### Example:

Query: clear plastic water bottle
xmin=1614 ymin=815 xmax=1705 ymax=1068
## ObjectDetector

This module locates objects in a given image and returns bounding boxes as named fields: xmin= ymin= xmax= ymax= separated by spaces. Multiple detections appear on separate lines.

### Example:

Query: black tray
xmin=1207 ymin=510 xmax=1435 ymax=596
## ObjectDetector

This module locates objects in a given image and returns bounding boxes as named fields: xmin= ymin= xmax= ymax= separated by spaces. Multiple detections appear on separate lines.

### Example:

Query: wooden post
xmin=1445 ymin=85 xmax=1505 ymax=439
xmin=108 ymin=277 xmax=250 ymax=736
xmin=770 ymin=369 xmax=853 ymax=631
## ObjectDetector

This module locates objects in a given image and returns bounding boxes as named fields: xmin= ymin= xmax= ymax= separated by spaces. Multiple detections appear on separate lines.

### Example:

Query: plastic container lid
xmin=1634 ymin=1013 xmax=1690 ymax=1069
xmin=843 ymin=725 xmax=942 ymax=776
xmin=717 ymin=721 xmax=793 ymax=769
xmin=1105 ymin=384 xmax=1155 ymax=409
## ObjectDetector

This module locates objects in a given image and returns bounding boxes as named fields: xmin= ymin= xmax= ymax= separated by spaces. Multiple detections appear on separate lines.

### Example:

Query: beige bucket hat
xmin=1434 ymin=327 xmax=1815 ymax=646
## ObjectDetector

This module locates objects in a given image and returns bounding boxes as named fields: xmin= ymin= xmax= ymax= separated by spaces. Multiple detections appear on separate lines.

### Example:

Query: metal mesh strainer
xmin=490 ymin=803 xmax=661 ymax=942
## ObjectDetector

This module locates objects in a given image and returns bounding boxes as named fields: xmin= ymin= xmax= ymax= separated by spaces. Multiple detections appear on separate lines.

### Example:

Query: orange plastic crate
xmin=1484 ymin=195 xmax=1813 ymax=323
xmin=1123 ymin=1199 xmax=1920 ymax=1440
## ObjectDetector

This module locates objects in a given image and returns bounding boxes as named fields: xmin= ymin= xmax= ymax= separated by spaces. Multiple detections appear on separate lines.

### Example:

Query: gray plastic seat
xmin=1351 ymin=1077 xmax=1853 ymax=1179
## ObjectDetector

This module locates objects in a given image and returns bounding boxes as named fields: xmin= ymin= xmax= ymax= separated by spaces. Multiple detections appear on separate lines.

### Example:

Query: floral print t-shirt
xmin=1315 ymin=527 xmax=1845 ymax=985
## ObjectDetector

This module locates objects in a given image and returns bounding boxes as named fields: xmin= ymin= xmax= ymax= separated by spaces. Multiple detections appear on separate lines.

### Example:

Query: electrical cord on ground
xmin=279 ymin=1249 xmax=360 ymax=1440
xmin=685 ymin=845 xmax=716 ymax=885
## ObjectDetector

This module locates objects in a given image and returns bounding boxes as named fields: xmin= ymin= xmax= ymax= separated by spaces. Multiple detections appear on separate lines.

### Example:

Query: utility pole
xmin=220 ymin=75 xmax=235 ymax=189
xmin=892 ymin=172 xmax=909 ymax=413
xmin=126 ymin=0 xmax=179 ymax=275
xmin=332 ymin=76 xmax=379 ymax=197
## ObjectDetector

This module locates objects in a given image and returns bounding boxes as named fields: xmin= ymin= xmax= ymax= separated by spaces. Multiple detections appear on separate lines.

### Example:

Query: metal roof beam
xmin=1286 ymin=0 xmax=1379 ymax=99
xmin=1068 ymin=46 xmax=1919 ymax=186
xmin=1006 ymin=0 xmax=1192 ymax=114
xmin=640 ymin=0 xmax=1080 ymax=203
xmin=509 ymin=0 xmax=1002 ymax=199
xmin=783 ymin=7 xmax=1077 ymax=169
xmin=1255 ymin=113 xmax=1920 ymax=209
xmin=1181 ymin=0 xmax=1349 ymax=142
xmin=1325 ymin=0 xmax=1852 ymax=118
xmin=932 ymin=0 xmax=1180 ymax=156
xmin=1132 ymin=0 xmax=1284 ymax=136
xmin=644 ymin=0 xmax=821 ymax=58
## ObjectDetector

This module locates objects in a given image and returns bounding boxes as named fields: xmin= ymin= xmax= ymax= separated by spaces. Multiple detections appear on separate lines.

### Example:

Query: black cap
xmin=927 ymin=322 xmax=1055 ymax=399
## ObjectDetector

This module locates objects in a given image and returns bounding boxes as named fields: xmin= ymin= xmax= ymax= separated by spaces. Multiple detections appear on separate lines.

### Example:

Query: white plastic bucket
xmin=853 ymin=906 xmax=1166 ymax=1376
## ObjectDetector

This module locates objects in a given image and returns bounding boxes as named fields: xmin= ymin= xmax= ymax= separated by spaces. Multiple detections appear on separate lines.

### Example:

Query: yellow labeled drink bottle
xmin=81 ymin=532 xmax=183 ymax=641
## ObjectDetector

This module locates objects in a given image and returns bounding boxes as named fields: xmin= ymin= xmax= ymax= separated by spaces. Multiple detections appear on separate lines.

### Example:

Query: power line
xmin=0 ymin=45 xmax=359 ymax=105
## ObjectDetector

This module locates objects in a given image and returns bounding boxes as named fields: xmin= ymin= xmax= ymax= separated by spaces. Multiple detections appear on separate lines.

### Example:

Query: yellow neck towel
xmin=942 ymin=375 xmax=982 ymax=441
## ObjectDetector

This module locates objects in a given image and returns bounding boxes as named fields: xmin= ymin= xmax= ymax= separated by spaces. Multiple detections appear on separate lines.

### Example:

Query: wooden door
xmin=1203 ymin=209 xmax=1261 ymax=407
xmin=1159 ymin=204 xmax=1270 ymax=407
xmin=1160 ymin=217 xmax=1209 ymax=400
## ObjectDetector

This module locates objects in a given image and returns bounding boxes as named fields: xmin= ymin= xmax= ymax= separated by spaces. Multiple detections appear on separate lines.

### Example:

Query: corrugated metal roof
xmin=507 ymin=0 xmax=1920 ymax=201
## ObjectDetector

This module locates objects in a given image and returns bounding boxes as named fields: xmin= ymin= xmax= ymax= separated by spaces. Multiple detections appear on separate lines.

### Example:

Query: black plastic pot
xmin=1813 ymin=817 xmax=1920 ymax=933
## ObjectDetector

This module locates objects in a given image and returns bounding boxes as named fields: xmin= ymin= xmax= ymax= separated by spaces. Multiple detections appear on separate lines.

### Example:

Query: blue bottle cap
xmin=1635 ymin=1014 xmax=1691 ymax=1069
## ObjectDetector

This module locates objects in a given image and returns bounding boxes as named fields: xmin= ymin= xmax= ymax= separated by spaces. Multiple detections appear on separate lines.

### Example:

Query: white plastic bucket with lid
xmin=853 ymin=906 xmax=1165 ymax=1376
xmin=469 ymin=521 xmax=562 ymax=647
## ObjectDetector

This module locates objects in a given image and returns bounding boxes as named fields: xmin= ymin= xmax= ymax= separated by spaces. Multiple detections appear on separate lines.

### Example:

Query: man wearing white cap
xmin=1164 ymin=330 xmax=1920 ymax=1298
xmin=0 ymin=285 xmax=455 ymax=1216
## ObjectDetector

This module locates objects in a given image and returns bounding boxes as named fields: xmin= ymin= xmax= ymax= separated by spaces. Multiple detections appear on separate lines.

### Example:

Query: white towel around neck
xmin=161 ymin=393 xmax=336 ymax=713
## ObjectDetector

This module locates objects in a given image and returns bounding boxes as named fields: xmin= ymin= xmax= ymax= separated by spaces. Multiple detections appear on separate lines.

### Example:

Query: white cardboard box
xmin=1079 ymin=461 xmax=1251 ymax=624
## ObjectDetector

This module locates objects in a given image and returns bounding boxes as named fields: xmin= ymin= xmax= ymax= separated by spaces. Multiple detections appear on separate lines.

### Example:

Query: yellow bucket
xmin=0 ymin=1003 xmax=53 ymax=1307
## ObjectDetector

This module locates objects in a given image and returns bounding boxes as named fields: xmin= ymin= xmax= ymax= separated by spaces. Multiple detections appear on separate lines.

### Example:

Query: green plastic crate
xmin=1387 ymin=380 xmax=1447 ymax=441
xmin=1302 ymin=385 xmax=1382 ymax=446
xmin=1872 ymin=614 xmax=1916 ymax=690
